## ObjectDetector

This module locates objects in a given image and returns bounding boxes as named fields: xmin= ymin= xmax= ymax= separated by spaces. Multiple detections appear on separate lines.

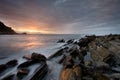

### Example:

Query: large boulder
xmin=31 ymin=53 xmax=46 ymax=62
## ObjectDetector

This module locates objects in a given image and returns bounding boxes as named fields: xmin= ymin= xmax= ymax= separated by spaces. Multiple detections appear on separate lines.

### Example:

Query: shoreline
xmin=0 ymin=34 xmax=120 ymax=80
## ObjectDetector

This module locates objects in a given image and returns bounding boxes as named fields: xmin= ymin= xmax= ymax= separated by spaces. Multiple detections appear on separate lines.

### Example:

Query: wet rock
xmin=48 ymin=49 xmax=64 ymax=59
xmin=30 ymin=62 xmax=48 ymax=80
xmin=57 ymin=39 xmax=65 ymax=43
xmin=60 ymin=68 xmax=77 ymax=80
xmin=6 ymin=59 xmax=18 ymax=67
xmin=17 ymin=60 xmax=37 ymax=68
xmin=17 ymin=68 xmax=29 ymax=78
xmin=0 ymin=64 xmax=7 ymax=72
xmin=94 ymin=72 xmax=110 ymax=80
xmin=1 ymin=74 xmax=14 ymax=80
xmin=58 ymin=55 xmax=66 ymax=64
xmin=31 ymin=52 xmax=46 ymax=62
xmin=67 ymin=39 xmax=74 ymax=44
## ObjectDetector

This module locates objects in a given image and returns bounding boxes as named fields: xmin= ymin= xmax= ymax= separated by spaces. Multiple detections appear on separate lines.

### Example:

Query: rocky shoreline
xmin=0 ymin=34 xmax=120 ymax=80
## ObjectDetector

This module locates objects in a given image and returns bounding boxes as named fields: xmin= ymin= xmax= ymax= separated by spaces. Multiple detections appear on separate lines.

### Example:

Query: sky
xmin=0 ymin=0 xmax=120 ymax=34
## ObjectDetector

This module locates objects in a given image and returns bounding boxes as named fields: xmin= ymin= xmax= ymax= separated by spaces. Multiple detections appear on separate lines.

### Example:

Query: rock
xmin=67 ymin=39 xmax=74 ymax=44
xmin=31 ymin=53 xmax=46 ymax=62
xmin=17 ymin=60 xmax=37 ymax=68
xmin=70 ymin=48 xmax=80 ymax=58
xmin=1 ymin=74 xmax=14 ymax=80
xmin=82 ymin=76 xmax=93 ymax=80
xmin=6 ymin=59 xmax=18 ymax=67
xmin=63 ymin=56 xmax=74 ymax=69
xmin=110 ymin=73 xmax=120 ymax=79
xmin=17 ymin=68 xmax=29 ymax=78
xmin=94 ymin=72 xmax=110 ymax=80
xmin=0 ymin=21 xmax=17 ymax=34
xmin=84 ymin=61 xmax=92 ymax=67
xmin=103 ymin=54 xmax=116 ymax=66
xmin=58 ymin=55 xmax=66 ymax=64
xmin=73 ymin=65 xmax=82 ymax=80
xmin=0 ymin=64 xmax=7 ymax=72
xmin=30 ymin=62 xmax=48 ymax=80
xmin=90 ymin=47 xmax=111 ymax=62
xmin=57 ymin=39 xmax=65 ymax=43
xmin=95 ymin=61 xmax=110 ymax=69
xmin=78 ymin=35 xmax=96 ymax=48
xmin=60 ymin=68 xmax=77 ymax=80
xmin=48 ymin=49 xmax=64 ymax=59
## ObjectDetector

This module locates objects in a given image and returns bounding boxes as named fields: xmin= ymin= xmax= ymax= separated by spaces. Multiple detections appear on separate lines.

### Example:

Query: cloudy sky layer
xmin=0 ymin=0 xmax=120 ymax=34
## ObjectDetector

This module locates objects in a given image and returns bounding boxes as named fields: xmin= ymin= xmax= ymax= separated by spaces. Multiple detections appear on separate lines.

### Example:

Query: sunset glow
xmin=0 ymin=0 xmax=120 ymax=34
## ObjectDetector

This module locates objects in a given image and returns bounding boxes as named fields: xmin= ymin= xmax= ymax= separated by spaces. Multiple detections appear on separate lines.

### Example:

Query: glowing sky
xmin=0 ymin=0 xmax=120 ymax=34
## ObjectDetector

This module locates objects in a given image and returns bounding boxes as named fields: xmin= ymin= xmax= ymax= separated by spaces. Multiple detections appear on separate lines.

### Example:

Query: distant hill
xmin=0 ymin=21 xmax=17 ymax=34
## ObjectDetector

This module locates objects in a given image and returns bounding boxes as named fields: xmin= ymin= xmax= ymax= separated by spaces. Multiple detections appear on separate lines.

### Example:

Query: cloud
xmin=0 ymin=0 xmax=120 ymax=34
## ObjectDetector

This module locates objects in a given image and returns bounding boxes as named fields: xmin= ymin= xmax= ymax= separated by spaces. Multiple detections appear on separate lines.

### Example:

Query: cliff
xmin=0 ymin=21 xmax=17 ymax=34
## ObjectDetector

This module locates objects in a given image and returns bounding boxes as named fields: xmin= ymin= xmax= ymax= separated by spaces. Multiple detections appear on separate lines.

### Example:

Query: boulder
xmin=60 ymin=69 xmax=77 ymax=80
xmin=31 ymin=53 xmax=46 ymax=62
xmin=6 ymin=59 xmax=18 ymax=67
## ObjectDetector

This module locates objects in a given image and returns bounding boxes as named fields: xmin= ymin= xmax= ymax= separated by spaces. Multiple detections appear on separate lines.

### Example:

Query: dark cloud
xmin=0 ymin=0 xmax=120 ymax=34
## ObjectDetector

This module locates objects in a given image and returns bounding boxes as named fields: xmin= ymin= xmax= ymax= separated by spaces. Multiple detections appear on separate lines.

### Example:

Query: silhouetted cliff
xmin=0 ymin=21 xmax=17 ymax=34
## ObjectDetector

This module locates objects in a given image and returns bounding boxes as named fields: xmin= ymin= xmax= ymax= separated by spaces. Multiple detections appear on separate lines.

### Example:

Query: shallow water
xmin=0 ymin=34 xmax=83 ymax=64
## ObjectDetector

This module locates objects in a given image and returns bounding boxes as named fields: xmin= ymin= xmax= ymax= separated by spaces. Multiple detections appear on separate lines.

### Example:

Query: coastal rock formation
xmin=0 ymin=53 xmax=48 ymax=80
xmin=0 ymin=21 xmax=16 ymax=34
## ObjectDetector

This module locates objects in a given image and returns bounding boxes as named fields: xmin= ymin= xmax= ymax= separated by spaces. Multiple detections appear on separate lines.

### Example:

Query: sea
xmin=0 ymin=34 xmax=84 ymax=64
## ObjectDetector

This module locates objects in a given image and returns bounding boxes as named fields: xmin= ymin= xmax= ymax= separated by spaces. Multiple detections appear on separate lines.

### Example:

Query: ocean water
xmin=0 ymin=34 xmax=83 ymax=64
